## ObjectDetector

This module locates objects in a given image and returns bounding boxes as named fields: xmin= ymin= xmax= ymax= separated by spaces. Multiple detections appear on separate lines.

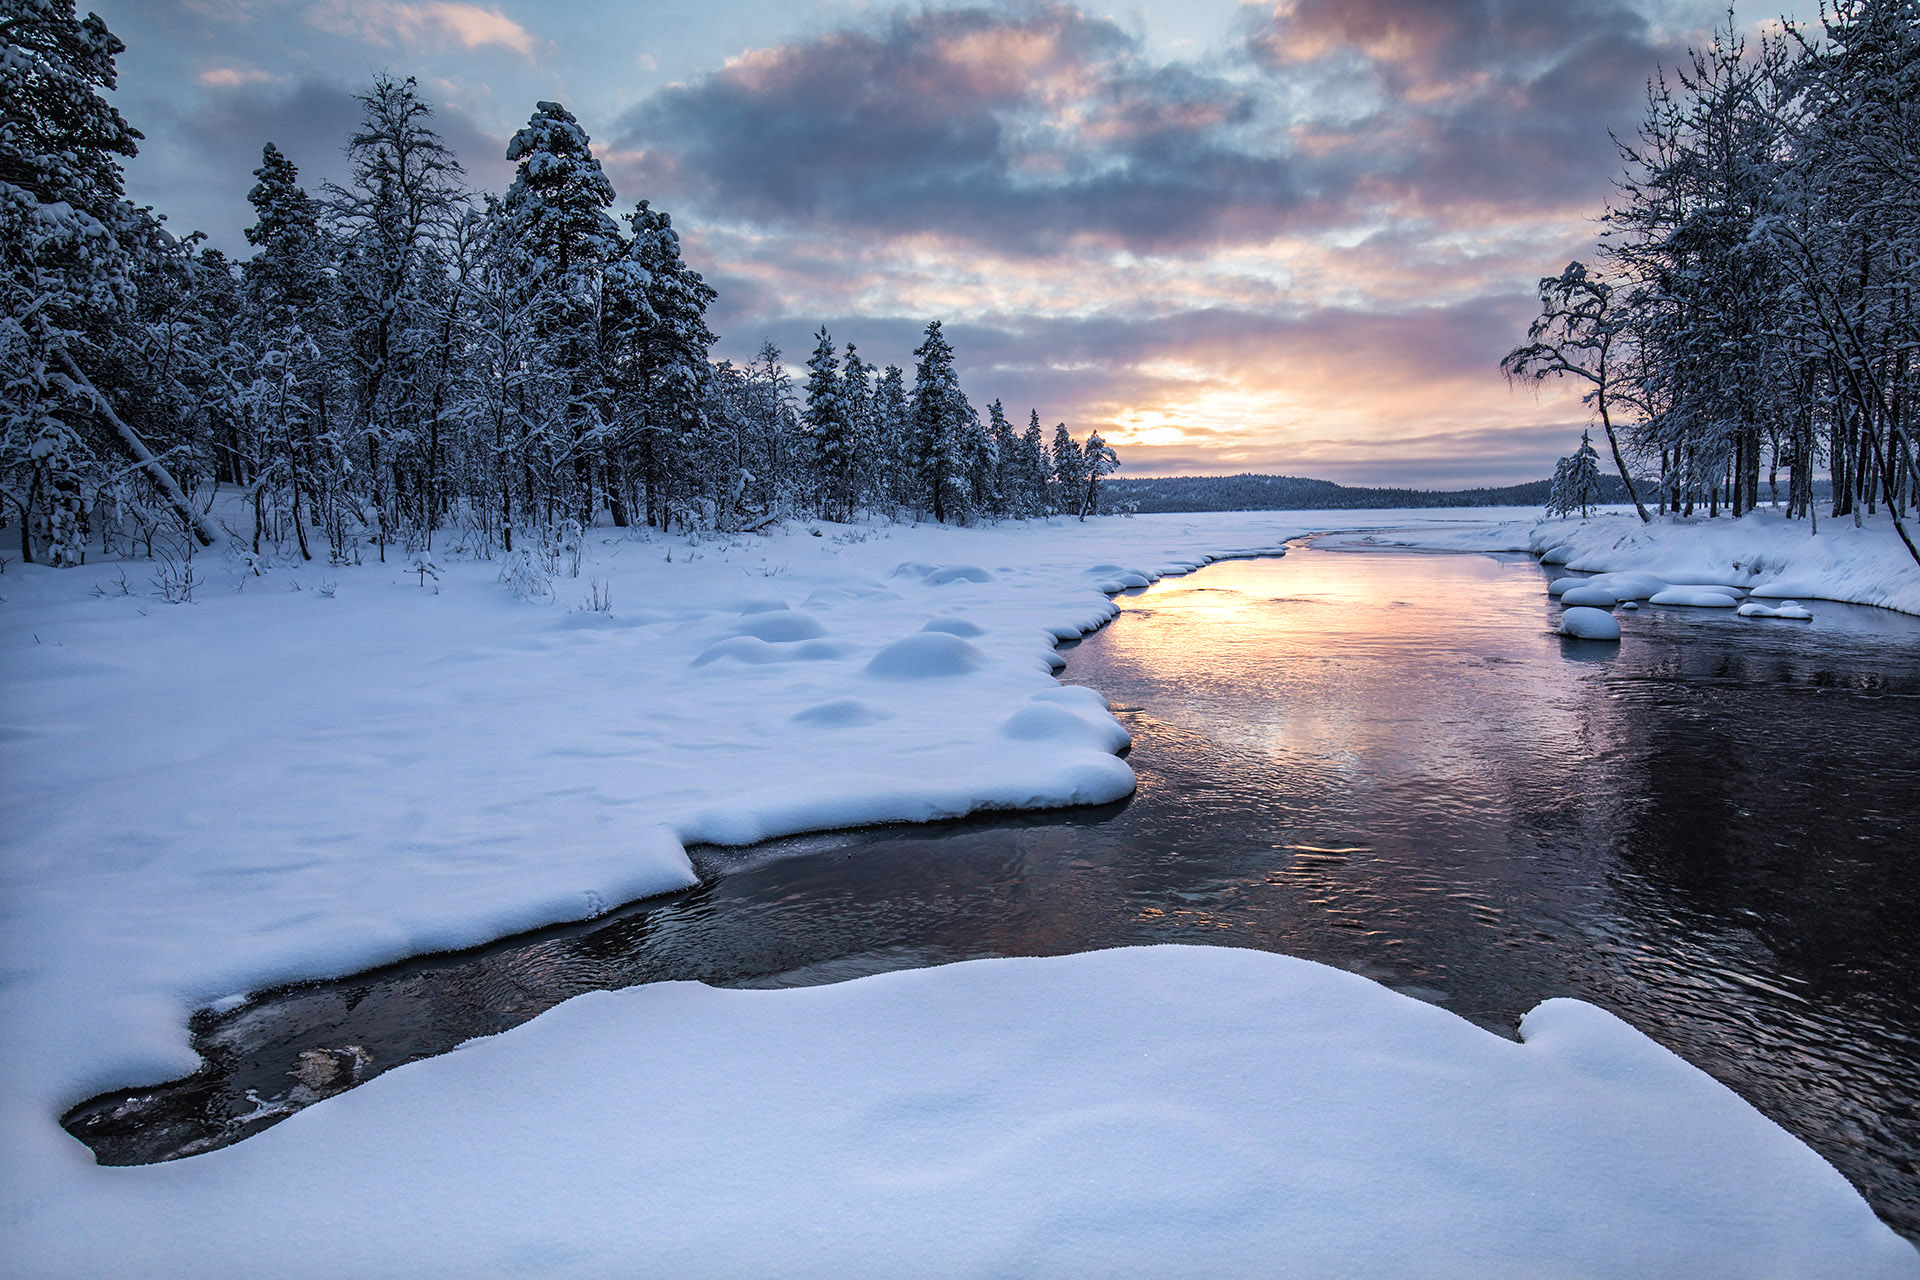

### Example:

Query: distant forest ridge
xmin=1098 ymin=472 xmax=1830 ymax=513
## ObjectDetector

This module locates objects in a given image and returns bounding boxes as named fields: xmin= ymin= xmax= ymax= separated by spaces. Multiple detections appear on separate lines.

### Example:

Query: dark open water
xmin=67 ymin=544 xmax=1920 ymax=1240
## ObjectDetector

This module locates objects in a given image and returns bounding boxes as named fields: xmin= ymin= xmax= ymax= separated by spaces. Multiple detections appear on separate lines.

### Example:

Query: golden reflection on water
xmin=1100 ymin=549 xmax=1624 ymax=835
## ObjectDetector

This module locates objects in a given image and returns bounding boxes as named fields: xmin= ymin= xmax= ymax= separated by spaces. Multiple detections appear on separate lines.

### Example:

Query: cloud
xmin=612 ymin=0 xmax=1687 ymax=256
xmin=197 ymin=67 xmax=279 ymax=88
xmin=1243 ymin=0 xmax=1673 ymax=213
xmin=304 ymin=1 xmax=537 ymax=58
xmin=616 ymin=3 xmax=1311 ymax=254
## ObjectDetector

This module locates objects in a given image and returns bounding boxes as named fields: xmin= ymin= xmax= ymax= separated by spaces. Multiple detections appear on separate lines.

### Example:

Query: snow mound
xmin=1547 ymin=576 xmax=1587 ymax=595
xmin=1649 ymin=587 xmax=1739 ymax=608
xmin=791 ymin=699 xmax=893 ymax=727
xmin=920 ymin=616 xmax=986 ymax=637
xmin=927 ymin=565 xmax=994 ymax=585
xmin=999 ymin=699 xmax=1132 ymax=753
xmin=1086 ymin=563 xmax=1152 ymax=590
xmin=1583 ymin=571 xmax=1666 ymax=600
xmin=728 ymin=611 xmax=829 ymax=643
xmin=693 ymin=636 xmax=851 ymax=666
xmin=1559 ymin=586 xmax=1617 ymax=608
xmin=1739 ymin=601 xmax=1813 ymax=620
xmin=1540 ymin=544 xmax=1577 ymax=564
xmin=1751 ymin=579 xmax=1822 ymax=599
xmin=865 ymin=632 xmax=986 ymax=678
xmin=1559 ymin=607 xmax=1621 ymax=640
xmin=25 ymin=946 xmax=1912 ymax=1279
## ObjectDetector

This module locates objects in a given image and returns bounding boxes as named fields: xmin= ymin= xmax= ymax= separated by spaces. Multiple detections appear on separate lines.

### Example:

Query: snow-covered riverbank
xmin=1323 ymin=507 xmax=1920 ymax=615
xmin=4 ymin=508 xmax=1915 ymax=1277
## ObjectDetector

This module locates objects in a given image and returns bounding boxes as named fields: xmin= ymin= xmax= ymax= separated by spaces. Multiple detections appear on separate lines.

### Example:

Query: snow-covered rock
xmin=1739 ymin=601 xmax=1814 ymax=620
xmin=1559 ymin=606 xmax=1622 ymax=640
xmin=1581 ymin=571 xmax=1666 ymax=600
xmin=1560 ymin=586 xmax=1618 ymax=608
xmin=1649 ymin=587 xmax=1740 ymax=608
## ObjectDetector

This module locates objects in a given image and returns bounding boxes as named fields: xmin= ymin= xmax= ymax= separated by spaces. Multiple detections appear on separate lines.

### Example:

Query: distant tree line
xmin=0 ymin=3 xmax=1119 ymax=570
xmin=1502 ymin=2 xmax=1919 ymax=563
xmin=1100 ymin=471 xmax=1661 ymax=513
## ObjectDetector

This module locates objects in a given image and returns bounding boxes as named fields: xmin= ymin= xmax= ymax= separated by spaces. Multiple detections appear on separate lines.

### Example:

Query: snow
xmin=1740 ymin=601 xmax=1815 ymax=620
xmin=1649 ymin=587 xmax=1742 ymax=608
xmin=1559 ymin=585 xmax=1618 ymax=607
xmin=865 ymin=629 xmax=989 ymax=677
xmin=1558 ymin=606 xmax=1623 ymax=640
xmin=17 ymin=945 xmax=1920 ymax=1279
xmin=1526 ymin=511 xmax=1920 ymax=614
xmin=1579 ymin=570 xmax=1667 ymax=599
xmin=1365 ymin=510 xmax=1919 ymax=614
xmin=3 ymin=506 xmax=1915 ymax=1277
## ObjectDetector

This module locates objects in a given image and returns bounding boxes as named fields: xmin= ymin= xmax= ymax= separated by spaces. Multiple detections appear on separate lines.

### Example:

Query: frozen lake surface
xmin=70 ymin=544 xmax=1920 ymax=1240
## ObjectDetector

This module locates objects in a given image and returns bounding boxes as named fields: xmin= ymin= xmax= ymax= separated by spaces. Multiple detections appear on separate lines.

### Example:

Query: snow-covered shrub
xmin=499 ymin=547 xmax=553 ymax=602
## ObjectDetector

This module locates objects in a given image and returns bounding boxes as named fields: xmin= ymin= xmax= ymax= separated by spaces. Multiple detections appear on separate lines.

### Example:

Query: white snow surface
xmin=1354 ymin=509 xmax=1920 ymax=614
xmin=1558 ymin=606 xmax=1623 ymax=640
xmin=15 ymin=945 xmax=1920 ymax=1280
xmin=1525 ymin=510 xmax=1920 ymax=613
xmin=4 ymin=507 xmax=1915 ymax=1276
xmin=1649 ymin=586 xmax=1742 ymax=608
xmin=1740 ymin=601 xmax=1815 ymax=620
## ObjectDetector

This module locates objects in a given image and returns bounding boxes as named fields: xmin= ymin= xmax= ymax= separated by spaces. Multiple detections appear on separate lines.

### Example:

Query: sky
xmin=95 ymin=0 xmax=1780 ymax=487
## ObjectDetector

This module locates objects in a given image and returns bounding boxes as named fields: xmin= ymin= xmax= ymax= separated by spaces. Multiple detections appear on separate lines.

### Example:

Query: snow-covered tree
xmin=1501 ymin=261 xmax=1650 ymax=522
xmin=242 ymin=143 xmax=334 ymax=559
xmin=1547 ymin=431 xmax=1605 ymax=518
xmin=1017 ymin=410 xmax=1050 ymax=517
xmin=803 ymin=326 xmax=858 ymax=521
xmin=604 ymin=199 xmax=717 ymax=529
xmin=1050 ymin=422 xmax=1084 ymax=516
xmin=1081 ymin=429 xmax=1119 ymax=518
xmin=911 ymin=320 xmax=969 ymax=522
xmin=496 ymin=100 xmax=620 ymax=529
xmin=0 ymin=0 xmax=216 ymax=562
xmin=327 ymin=73 xmax=469 ymax=558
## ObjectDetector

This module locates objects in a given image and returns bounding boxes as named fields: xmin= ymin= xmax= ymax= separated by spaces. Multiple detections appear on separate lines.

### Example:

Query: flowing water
xmin=66 ymin=543 xmax=1920 ymax=1239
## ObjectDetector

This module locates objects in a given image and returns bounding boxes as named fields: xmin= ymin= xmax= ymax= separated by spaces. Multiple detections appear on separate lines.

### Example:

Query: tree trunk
xmin=58 ymin=351 xmax=220 ymax=548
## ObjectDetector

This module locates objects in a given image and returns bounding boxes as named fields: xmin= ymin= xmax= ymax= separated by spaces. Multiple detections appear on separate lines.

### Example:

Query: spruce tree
xmin=498 ymin=100 xmax=619 ymax=527
xmin=911 ymin=320 xmax=967 ymax=522
xmin=1050 ymin=422 xmax=1084 ymax=516
xmin=604 ymin=200 xmax=717 ymax=528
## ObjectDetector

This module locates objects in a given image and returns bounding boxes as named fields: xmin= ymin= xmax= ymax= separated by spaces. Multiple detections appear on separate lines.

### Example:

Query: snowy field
xmin=4 ymin=507 xmax=1917 ymax=1277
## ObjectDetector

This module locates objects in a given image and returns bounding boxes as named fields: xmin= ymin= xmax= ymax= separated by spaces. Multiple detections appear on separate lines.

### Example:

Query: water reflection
xmin=66 ymin=545 xmax=1920 ymax=1241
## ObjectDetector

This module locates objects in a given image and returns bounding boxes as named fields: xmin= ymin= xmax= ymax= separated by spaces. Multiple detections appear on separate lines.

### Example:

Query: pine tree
xmin=911 ymin=320 xmax=968 ymax=522
xmin=1548 ymin=430 xmax=1605 ymax=517
xmin=1082 ymin=430 xmax=1119 ymax=518
xmin=872 ymin=363 xmax=911 ymax=515
xmin=1050 ymin=422 xmax=1084 ymax=516
xmin=840 ymin=342 xmax=873 ymax=516
xmin=985 ymin=399 xmax=1017 ymax=519
xmin=1018 ymin=410 xmax=1050 ymax=516
xmin=243 ymin=143 xmax=334 ymax=559
xmin=497 ymin=100 xmax=619 ymax=528
xmin=804 ymin=326 xmax=856 ymax=521
xmin=604 ymin=200 xmax=717 ymax=529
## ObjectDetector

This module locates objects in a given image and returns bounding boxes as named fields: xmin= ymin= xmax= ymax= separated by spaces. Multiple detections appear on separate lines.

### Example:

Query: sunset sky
xmin=98 ymin=0 xmax=1778 ymax=486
